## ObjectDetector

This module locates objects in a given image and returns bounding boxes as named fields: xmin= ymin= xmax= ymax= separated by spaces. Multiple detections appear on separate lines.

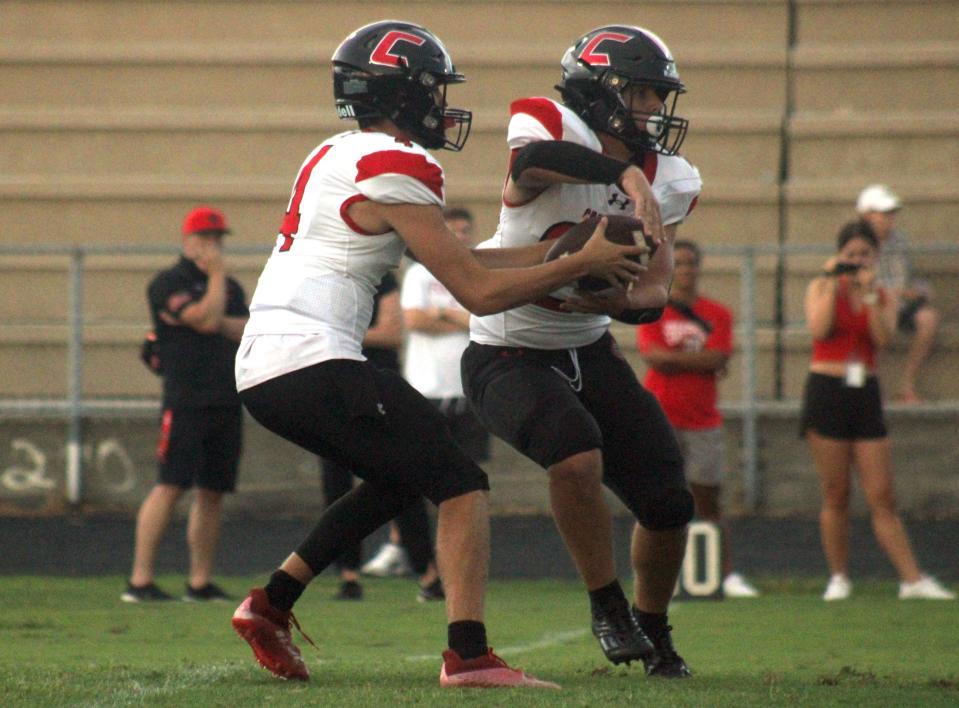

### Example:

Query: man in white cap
xmin=856 ymin=184 xmax=939 ymax=403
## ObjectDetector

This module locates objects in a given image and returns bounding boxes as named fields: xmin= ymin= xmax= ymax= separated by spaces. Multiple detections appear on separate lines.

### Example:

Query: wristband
xmin=616 ymin=307 xmax=664 ymax=325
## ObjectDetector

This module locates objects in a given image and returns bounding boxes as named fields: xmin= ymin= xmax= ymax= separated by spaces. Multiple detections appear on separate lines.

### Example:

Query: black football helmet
xmin=556 ymin=25 xmax=688 ymax=156
xmin=332 ymin=20 xmax=472 ymax=151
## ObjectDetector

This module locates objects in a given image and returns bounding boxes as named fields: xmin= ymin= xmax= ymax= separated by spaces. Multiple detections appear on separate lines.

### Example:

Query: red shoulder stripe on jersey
xmin=339 ymin=194 xmax=379 ymax=235
xmin=510 ymin=98 xmax=563 ymax=141
xmin=355 ymin=150 xmax=444 ymax=200
xmin=686 ymin=194 xmax=699 ymax=217
xmin=641 ymin=151 xmax=658 ymax=185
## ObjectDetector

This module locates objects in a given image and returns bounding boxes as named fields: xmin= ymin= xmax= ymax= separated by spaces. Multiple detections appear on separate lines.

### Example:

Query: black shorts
xmin=461 ymin=332 xmax=686 ymax=512
xmin=429 ymin=397 xmax=491 ymax=463
xmin=799 ymin=372 xmax=887 ymax=440
xmin=156 ymin=405 xmax=242 ymax=492
xmin=240 ymin=360 xmax=489 ymax=506
xmin=896 ymin=295 xmax=928 ymax=334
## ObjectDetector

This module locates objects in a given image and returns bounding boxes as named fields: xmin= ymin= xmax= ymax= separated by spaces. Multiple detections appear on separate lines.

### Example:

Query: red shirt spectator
xmin=811 ymin=277 xmax=885 ymax=370
xmin=638 ymin=296 xmax=733 ymax=430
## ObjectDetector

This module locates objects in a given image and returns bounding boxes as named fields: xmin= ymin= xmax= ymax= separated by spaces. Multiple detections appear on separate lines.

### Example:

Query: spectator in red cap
xmin=182 ymin=205 xmax=232 ymax=236
xmin=123 ymin=205 xmax=249 ymax=603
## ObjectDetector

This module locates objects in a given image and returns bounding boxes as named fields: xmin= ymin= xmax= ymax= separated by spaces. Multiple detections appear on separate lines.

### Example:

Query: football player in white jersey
xmin=462 ymin=25 xmax=703 ymax=678
xmin=230 ymin=21 xmax=647 ymax=689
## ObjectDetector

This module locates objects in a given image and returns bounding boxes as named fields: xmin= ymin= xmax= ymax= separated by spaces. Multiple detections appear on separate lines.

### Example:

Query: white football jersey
xmin=400 ymin=262 xmax=470 ymax=399
xmin=236 ymin=130 xmax=445 ymax=391
xmin=470 ymin=97 xmax=702 ymax=349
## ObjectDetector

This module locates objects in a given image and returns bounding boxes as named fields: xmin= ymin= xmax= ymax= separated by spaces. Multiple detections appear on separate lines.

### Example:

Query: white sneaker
xmin=823 ymin=574 xmax=851 ymax=601
xmin=723 ymin=573 xmax=760 ymax=598
xmin=898 ymin=575 xmax=956 ymax=600
xmin=361 ymin=542 xmax=412 ymax=577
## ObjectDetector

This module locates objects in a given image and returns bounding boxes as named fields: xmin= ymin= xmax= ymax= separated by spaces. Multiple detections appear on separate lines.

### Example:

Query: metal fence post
xmin=740 ymin=248 xmax=759 ymax=511
xmin=66 ymin=247 xmax=84 ymax=505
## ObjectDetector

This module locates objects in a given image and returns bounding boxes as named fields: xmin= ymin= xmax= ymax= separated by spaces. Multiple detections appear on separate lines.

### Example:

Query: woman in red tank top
xmin=800 ymin=221 xmax=954 ymax=601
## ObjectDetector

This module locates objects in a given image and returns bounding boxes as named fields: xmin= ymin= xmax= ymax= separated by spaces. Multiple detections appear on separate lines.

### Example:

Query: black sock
xmin=633 ymin=607 xmax=668 ymax=635
xmin=588 ymin=580 xmax=629 ymax=617
xmin=448 ymin=620 xmax=488 ymax=660
xmin=264 ymin=569 xmax=305 ymax=612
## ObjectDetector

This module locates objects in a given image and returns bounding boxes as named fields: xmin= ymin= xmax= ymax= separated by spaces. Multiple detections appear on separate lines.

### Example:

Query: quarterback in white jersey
xmin=230 ymin=20 xmax=646 ymax=690
xmin=461 ymin=25 xmax=701 ymax=678
xmin=236 ymin=130 xmax=445 ymax=391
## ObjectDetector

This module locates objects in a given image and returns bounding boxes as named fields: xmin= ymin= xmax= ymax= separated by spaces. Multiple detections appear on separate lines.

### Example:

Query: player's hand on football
xmin=618 ymin=165 xmax=664 ymax=246
xmin=577 ymin=216 xmax=649 ymax=288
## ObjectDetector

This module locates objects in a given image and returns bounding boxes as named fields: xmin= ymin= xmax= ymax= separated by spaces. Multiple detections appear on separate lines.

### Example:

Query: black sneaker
xmin=591 ymin=605 xmax=655 ymax=665
xmin=335 ymin=580 xmax=363 ymax=601
xmin=417 ymin=578 xmax=445 ymax=603
xmin=121 ymin=582 xmax=174 ymax=603
xmin=183 ymin=582 xmax=233 ymax=602
xmin=634 ymin=614 xmax=691 ymax=679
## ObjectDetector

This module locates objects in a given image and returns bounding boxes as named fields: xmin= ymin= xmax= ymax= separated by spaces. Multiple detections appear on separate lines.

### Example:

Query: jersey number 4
xmin=278 ymin=145 xmax=332 ymax=251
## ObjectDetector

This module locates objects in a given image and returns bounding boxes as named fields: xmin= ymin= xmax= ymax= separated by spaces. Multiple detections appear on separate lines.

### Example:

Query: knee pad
xmin=635 ymin=486 xmax=695 ymax=531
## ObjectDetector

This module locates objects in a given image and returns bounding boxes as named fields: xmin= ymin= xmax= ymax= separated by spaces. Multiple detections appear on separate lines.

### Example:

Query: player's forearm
xmin=471 ymin=242 xmax=551 ymax=268
xmin=181 ymin=271 xmax=228 ymax=333
xmin=363 ymin=320 xmax=403 ymax=349
xmin=650 ymin=349 xmax=728 ymax=373
xmin=404 ymin=309 xmax=467 ymax=334
xmin=461 ymin=253 xmax=607 ymax=316
xmin=619 ymin=228 xmax=674 ymax=313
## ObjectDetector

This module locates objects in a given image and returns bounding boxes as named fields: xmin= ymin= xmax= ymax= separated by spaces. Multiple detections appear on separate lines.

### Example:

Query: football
xmin=544 ymin=214 xmax=654 ymax=292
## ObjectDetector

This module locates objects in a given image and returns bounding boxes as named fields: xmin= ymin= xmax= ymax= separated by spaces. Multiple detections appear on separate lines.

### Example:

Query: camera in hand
xmin=830 ymin=262 xmax=862 ymax=276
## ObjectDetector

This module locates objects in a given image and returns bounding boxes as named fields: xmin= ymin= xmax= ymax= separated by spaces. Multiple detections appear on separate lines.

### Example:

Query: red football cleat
xmin=232 ymin=588 xmax=313 ymax=681
xmin=439 ymin=648 xmax=561 ymax=689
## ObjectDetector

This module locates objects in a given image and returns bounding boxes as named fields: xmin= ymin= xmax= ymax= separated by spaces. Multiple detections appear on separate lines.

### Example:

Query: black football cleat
xmin=591 ymin=605 xmax=655 ymax=665
xmin=636 ymin=616 xmax=691 ymax=679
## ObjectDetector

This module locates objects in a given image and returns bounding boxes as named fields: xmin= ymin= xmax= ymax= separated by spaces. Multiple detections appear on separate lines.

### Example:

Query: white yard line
xmin=403 ymin=601 xmax=684 ymax=662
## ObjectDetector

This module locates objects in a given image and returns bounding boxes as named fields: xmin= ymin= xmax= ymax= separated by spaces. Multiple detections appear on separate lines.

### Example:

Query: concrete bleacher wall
xmin=1 ymin=0 xmax=957 ymax=515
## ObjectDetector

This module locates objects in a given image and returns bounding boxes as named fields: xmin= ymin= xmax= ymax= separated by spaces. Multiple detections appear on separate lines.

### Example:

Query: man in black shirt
xmin=122 ymin=206 xmax=249 ymax=603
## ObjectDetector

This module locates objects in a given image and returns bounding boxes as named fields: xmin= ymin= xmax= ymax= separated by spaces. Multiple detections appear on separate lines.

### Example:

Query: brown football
xmin=544 ymin=214 xmax=654 ymax=292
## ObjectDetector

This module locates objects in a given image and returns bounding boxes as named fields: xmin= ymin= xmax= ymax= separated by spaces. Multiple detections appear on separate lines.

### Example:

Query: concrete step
xmin=789 ymin=111 xmax=959 ymax=180
xmin=0 ymin=40 xmax=787 ymax=113
xmin=792 ymin=42 xmax=959 ymax=112
xmin=784 ymin=177 xmax=959 ymax=245
xmin=2 ymin=0 xmax=790 ymax=47
xmin=613 ymin=319 xmax=959 ymax=402
xmin=795 ymin=0 xmax=959 ymax=44
xmin=3 ymin=314 xmax=957 ymax=400
xmin=0 ymin=107 xmax=781 ymax=186
xmin=0 ymin=254 xmax=264 ymax=325
xmin=0 ymin=174 xmax=781 ymax=250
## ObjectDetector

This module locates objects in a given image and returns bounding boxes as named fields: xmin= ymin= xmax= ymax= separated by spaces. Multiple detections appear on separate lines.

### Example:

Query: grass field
xmin=1 ymin=575 xmax=956 ymax=706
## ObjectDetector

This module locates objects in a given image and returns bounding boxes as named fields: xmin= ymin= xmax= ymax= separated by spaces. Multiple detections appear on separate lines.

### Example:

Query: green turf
xmin=0 ymin=576 xmax=956 ymax=706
